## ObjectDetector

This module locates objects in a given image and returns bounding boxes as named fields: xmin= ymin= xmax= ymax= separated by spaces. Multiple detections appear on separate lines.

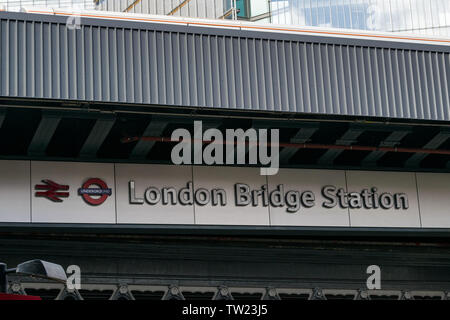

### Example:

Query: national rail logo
xmin=34 ymin=180 xmax=70 ymax=202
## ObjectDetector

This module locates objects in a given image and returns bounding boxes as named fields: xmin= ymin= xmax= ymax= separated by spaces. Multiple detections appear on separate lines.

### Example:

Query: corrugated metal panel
xmin=0 ymin=12 xmax=449 ymax=121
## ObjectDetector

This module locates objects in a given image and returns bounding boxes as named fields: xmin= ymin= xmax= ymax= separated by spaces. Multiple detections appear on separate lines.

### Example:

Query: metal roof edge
xmin=1 ymin=9 xmax=449 ymax=53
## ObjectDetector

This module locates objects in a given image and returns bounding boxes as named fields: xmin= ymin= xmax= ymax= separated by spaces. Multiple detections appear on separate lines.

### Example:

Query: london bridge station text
xmin=129 ymin=181 xmax=409 ymax=213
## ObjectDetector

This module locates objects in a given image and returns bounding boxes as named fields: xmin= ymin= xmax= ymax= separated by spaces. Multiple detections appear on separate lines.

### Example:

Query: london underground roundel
xmin=78 ymin=178 xmax=112 ymax=206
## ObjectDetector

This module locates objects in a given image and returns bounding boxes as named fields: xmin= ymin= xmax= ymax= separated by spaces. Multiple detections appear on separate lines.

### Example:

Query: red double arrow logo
xmin=35 ymin=180 xmax=70 ymax=202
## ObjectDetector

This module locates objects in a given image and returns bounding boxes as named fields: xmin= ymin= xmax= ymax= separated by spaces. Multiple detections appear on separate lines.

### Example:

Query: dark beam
xmin=193 ymin=119 xmax=222 ymax=160
xmin=130 ymin=117 xmax=169 ymax=159
xmin=27 ymin=111 xmax=61 ymax=156
xmin=280 ymin=124 xmax=319 ymax=164
xmin=405 ymin=130 xmax=450 ymax=167
xmin=250 ymin=120 xmax=319 ymax=165
xmin=252 ymin=119 xmax=318 ymax=129
xmin=362 ymin=129 xmax=411 ymax=166
xmin=34 ymin=109 xmax=115 ymax=120
xmin=130 ymin=115 xmax=220 ymax=159
xmin=79 ymin=115 xmax=116 ymax=158
xmin=318 ymin=126 xmax=364 ymax=165
xmin=243 ymin=120 xmax=274 ymax=159
xmin=0 ymin=108 xmax=6 ymax=128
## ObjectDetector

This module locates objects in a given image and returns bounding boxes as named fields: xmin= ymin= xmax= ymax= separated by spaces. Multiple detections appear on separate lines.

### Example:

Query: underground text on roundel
xmin=129 ymin=181 xmax=409 ymax=213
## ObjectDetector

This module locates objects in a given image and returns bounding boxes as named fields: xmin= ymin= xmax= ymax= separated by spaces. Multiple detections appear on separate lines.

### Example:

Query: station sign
xmin=0 ymin=160 xmax=448 ymax=228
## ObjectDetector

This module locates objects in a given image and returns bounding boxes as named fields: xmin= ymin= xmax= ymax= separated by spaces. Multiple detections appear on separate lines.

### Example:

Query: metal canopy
xmin=0 ymin=106 xmax=450 ymax=172
xmin=0 ymin=11 xmax=449 ymax=122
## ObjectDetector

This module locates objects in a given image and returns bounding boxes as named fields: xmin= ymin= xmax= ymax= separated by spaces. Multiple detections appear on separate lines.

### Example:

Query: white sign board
xmin=0 ymin=160 xmax=449 ymax=229
xmin=0 ymin=160 xmax=31 ymax=223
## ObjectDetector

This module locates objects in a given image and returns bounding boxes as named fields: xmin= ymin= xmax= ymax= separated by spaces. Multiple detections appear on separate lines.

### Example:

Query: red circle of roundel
xmin=81 ymin=178 xmax=110 ymax=206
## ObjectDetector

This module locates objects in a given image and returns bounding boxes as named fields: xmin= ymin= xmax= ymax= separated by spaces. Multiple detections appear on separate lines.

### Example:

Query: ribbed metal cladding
xmin=1 ymin=12 xmax=450 ymax=121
